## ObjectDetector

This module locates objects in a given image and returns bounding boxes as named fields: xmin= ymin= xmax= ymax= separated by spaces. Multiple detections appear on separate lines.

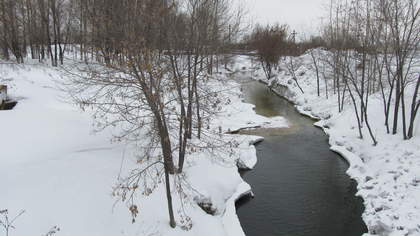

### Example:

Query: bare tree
xmin=309 ymin=48 xmax=321 ymax=97
xmin=318 ymin=0 xmax=419 ymax=142
xmin=0 ymin=209 xmax=25 ymax=236
xmin=60 ymin=0 xmax=243 ymax=228
xmin=249 ymin=24 xmax=288 ymax=80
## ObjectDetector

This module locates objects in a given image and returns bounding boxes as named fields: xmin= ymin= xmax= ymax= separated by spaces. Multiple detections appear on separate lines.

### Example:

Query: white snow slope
xmin=0 ymin=59 xmax=287 ymax=236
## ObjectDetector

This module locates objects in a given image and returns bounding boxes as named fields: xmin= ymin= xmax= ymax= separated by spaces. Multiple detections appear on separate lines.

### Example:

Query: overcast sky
xmin=238 ymin=0 xmax=330 ymax=37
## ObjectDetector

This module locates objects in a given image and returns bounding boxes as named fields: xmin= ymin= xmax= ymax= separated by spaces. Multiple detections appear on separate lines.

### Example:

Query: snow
xmin=6 ymin=48 xmax=417 ymax=236
xmin=222 ymin=182 xmax=253 ymax=236
xmin=0 ymin=58 xmax=287 ymax=236
xmin=238 ymin=50 xmax=420 ymax=236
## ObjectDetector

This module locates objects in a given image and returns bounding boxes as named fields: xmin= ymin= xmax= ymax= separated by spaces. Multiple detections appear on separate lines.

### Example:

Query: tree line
xmin=0 ymin=0 xmax=242 ymax=65
xmin=0 ymin=0 xmax=69 ymax=65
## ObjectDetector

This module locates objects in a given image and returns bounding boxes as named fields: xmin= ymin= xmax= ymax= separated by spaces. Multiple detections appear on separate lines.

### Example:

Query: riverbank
xmin=232 ymin=53 xmax=420 ymax=236
xmin=0 ymin=59 xmax=287 ymax=236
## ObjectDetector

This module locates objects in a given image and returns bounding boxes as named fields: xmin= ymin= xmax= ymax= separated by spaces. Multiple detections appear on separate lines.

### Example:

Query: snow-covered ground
xmin=233 ymin=52 xmax=420 ymax=236
xmin=0 ymin=58 xmax=288 ymax=236
xmin=3 ymin=50 xmax=417 ymax=236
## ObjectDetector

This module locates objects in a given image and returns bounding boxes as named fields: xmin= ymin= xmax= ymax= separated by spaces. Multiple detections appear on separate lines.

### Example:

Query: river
xmin=235 ymin=77 xmax=367 ymax=236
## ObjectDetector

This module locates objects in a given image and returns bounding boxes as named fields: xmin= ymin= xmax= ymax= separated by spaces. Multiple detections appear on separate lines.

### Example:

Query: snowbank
xmin=0 ymin=58 xmax=287 ymax=236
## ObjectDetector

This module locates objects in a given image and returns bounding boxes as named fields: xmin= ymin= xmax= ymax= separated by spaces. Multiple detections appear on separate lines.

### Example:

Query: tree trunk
xmin=164 ymin=166 xmax=176 ymax=228
xmin=407 ymin=75 xmax=420 ymax=138
xmin=392 ymin=76 xmax=401 ymax=135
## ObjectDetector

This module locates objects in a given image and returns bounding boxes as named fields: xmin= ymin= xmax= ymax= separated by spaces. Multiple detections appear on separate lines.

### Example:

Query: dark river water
xmin=235 ymin=77 xmax=367 ymax=236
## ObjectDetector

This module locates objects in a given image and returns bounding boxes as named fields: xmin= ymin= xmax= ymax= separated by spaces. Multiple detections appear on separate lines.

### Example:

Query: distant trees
xmin=0 ymin=0 xmax=23 ymax=63
xmin=0 ymin=0 xmax=69 ymax=65
xmin=248 ymin=24 xmax=288 ymax=79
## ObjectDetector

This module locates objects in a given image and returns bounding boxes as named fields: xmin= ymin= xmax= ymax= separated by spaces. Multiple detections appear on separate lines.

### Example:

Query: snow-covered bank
xmin=0 ymin=59 xmax=287 ymax=236
xmin=236 ymin=52 xmax=420 ymax=236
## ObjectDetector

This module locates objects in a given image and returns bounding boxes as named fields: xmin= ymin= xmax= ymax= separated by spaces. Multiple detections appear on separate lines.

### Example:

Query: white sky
xmin=238 ymin=0 xmax=330 ymax=37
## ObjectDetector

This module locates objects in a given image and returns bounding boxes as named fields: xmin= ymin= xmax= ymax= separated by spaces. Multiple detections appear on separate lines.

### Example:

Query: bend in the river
xmin=235 ymin=75 xmax=367 ymax=236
